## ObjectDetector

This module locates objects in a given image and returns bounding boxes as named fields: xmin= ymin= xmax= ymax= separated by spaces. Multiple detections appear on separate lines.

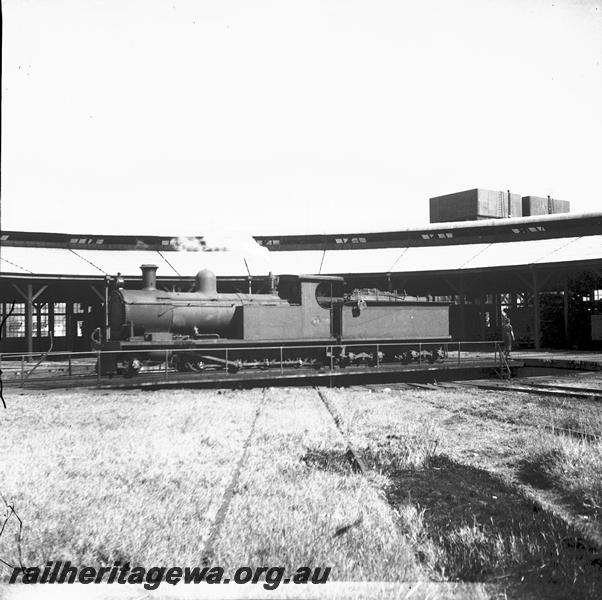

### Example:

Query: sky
xmin=1 ymin=0 xmax=601 ymax=236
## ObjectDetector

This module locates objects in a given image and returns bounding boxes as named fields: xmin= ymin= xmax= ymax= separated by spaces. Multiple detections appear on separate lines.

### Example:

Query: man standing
xmin=502 ymin=313 xmax=515 ymax=358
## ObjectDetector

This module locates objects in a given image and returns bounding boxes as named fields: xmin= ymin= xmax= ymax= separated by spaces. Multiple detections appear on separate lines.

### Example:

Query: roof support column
xmin=459 ymin=278 xmax=466 ymax=342
xmin=91 ymin=283 xmax=110 ymax=342
xmin=494 ymin=292 xmax=501 ymax=329
xmin=480 ymin=293 xmax=487 ymax=340
xmin=66 ymin=302 xmax=74 ymax=351
xmin=104 ymin=277 xmax=110 ymax=342
xmin=12 ymin=283 xmax=47 ymax=359
xmin=563 ymin=277 xmax=570 ymax=347
xmin=26 ymin=285 xmax=33 ymax=357
xmin=533 ymin=271 xmax=541 ymax=350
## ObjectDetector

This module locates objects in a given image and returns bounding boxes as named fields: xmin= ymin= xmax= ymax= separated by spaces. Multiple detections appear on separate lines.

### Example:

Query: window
xmin=2 ymin=303 xmax=25 ymax=338
xmin=54 ymin=302 xmax=67 ymax=336
xmin=36 ymin=303 xmax=49 ymax=336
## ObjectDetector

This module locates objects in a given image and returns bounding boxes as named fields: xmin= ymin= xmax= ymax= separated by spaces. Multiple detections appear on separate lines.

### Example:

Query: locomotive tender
xmin=100 ymin=264 xmax=450 ymax=375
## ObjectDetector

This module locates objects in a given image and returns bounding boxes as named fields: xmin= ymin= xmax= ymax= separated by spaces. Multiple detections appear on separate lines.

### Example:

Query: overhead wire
xmin=0 ymin=257 xmax=33 ymax=274
xmin=68 ymin=248 xmax=108 ymax=275
xmin=156 ymin=250 xmax=181 ymax=276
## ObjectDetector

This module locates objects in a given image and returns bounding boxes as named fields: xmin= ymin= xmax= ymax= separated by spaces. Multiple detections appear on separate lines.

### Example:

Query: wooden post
xmin=533 ymin=271 xmax=541 ymax=350
xmin=66 ymin=301 xmax=74 ymax=351
xmin=26 ymin=284 xmax=33 ymax=357
xmin=563 ymin=277 xmax=570 ymax=346
xmin=12 ymin=284 xmax=48 ymax=361
xmin=481 ymin=293 xmax=487 ymax=340
xmin=105 ymin=277 xmax=110 ymax=342
xmin=459 ymin=292 xmax=466 ymax=342
xmin=48 ymin=301 xmax=55 ymax=341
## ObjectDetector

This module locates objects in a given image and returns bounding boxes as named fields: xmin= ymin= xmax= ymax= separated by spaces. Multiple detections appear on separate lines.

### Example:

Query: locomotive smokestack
xmin=140 ymin=264 xmax=158 ymax=290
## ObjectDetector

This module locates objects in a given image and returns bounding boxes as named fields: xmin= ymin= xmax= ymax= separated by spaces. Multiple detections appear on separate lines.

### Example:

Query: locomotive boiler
xmin=100 ymin=264 xmax=450 ymax=376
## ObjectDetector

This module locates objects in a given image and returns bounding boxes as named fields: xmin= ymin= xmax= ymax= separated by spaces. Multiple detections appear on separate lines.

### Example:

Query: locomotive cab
xmin=242 ymin=275 xmax=344 ymax=341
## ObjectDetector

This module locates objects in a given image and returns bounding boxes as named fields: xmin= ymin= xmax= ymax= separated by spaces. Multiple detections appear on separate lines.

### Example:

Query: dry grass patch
xmin=215 ymin=388 xmax=425 ymax=580
xmin=518 ymin=433 xmax=602 ymax=518
xmin=330 ymin=387 xmax=602 ymax=595
xmin=0 ymin=388 xmax=260 ymax=567
xmin=328 ymin=389 xmax=441 ymax=472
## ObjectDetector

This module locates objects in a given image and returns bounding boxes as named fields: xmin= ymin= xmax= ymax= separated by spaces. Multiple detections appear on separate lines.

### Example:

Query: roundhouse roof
xmin=1 ymin=212 xmax=601 ymax=280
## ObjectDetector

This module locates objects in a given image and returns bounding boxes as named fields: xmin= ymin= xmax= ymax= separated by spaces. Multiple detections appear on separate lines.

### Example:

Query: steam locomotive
xmin=99 ymin=264 xmax=450 ymax=376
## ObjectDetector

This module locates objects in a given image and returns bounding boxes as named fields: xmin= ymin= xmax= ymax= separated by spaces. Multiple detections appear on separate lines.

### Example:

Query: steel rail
xmin=415 ymin=382 xmax=602 ymax=442
xmin=315 ymin=387 xmax=368 ymax=475
xmin=200 ymin=389 xmax=267 ymax=563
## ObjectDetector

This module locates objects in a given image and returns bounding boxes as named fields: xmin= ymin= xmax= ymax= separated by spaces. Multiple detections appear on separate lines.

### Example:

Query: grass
xmin=0 ymin=388 xmax=260 ymax=567
xmin=214 ymin=388 xmax=425 ymax=580
xmin=2 ymin=379 xmax=602 ymax=597
xmin=0 ymin=386 xmax=426 ymax=583
xmin=519 ymin=433 xmax=602 ymax=516
xmin=328 ymin=385 xmax=602 ymax=596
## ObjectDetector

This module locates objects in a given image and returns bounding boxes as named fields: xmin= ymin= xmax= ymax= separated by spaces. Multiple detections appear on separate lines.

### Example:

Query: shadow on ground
xmin=516 ymin=449 xmax=602 ymax=525
xmin=385 ymin=454 xmax=602 ymax=599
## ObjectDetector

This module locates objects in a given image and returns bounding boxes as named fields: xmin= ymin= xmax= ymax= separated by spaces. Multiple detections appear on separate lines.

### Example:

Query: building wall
xmin=522 ymin=196 xmax=570 ymax=216
xmin=430 ymin=189 xmax=522 ymax=223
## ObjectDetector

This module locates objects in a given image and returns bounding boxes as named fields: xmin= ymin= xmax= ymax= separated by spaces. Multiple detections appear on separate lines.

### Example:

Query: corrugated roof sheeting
xmin=463 ymin=238 xmax=571 ymax=269
xmin=0 ymin=247 xmax=273 ymax=277
xmin=159 ymin=250 xmax=271 ymax=277
xmin=73 ymin=250 xmax=170 ymax=276
xmin=458 ymin=236 xmax=601 ymax=269
xmin=1 ymin=235 xmax=600 ymax=277
xmin=267 ymin=251 xmax=326 ymax=275
xmin=318 ymin=236 xmax=601 ymax=274
xmin=393 ymin=244 xmax=493 ymax=272
xmin=320 ymin=248 xmax=406 ymax=274
xmin=319 ymin=244 xmax=495 ymax=274
xmin=0 ymin=247 xmax=102 ymax=276
xmin=538 ymin=235 xmax=602 ymax=263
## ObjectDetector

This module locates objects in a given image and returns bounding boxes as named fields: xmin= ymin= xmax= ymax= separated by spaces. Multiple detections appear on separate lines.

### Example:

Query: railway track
xmin=448 ymin=380 xmax=602 ymax=402
xmin=314 ymin=387 xmax=368 ymax=475
xmin=200 ymin=389 xmax=267 ymax=563
xmin=199 ymin=387 xmax=380 ymax=564
xmin=378 ymin=380 xmax=602 ymax=442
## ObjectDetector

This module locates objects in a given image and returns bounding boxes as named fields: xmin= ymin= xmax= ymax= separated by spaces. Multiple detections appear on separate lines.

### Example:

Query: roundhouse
xmin=1 ymin=212 xmax=601 ymax=354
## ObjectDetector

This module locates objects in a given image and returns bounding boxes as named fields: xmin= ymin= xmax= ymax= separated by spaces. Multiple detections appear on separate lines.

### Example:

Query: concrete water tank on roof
xmin=429 ymin=189 xmax=523 ymax=223
xmin=522 ymin=196 xmax=570 ymax=217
